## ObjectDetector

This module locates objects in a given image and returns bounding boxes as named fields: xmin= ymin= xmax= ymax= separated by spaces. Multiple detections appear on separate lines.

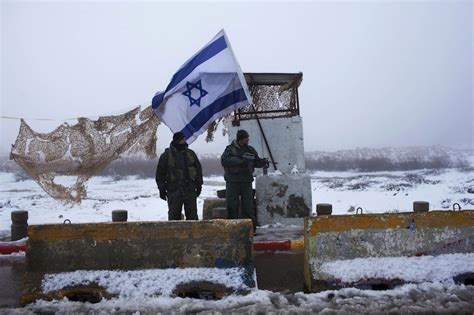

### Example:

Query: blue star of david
xmin=182 ymin=80 xmax=208 ymax=107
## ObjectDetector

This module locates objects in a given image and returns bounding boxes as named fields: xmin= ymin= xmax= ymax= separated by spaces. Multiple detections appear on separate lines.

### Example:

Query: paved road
xmin=0 ymin=254 xmax=25 ymax=309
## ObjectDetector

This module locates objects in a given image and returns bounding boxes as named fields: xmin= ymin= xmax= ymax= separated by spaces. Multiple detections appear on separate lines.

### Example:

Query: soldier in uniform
xmin=156 ymin=132 xmax=203 ymax=220
xmin=221 ymin=129 xmax=269 ymax=231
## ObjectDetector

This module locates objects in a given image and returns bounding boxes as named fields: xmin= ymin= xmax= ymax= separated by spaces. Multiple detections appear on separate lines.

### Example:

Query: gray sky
xmin=1 ymin=0 xmax=472 ymax=155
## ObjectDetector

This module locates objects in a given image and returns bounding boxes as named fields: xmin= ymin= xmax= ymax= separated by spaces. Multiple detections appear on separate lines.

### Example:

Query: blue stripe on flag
xmin=152 ymin=92 xmax=165 ymax=108
xmin=152 ymin=35 xmax=227 ymax=109
xmin=180 ymin=88 xmax=247 ymax=138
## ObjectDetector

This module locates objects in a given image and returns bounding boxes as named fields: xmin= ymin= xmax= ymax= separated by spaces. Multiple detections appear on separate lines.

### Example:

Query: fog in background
xmin=1 ymin=0 xmax=472 ymax=155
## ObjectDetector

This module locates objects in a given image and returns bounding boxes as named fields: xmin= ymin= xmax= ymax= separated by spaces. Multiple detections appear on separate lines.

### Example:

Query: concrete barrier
xmin=212 ymin=207 xmax=228 ymax=219
xmin=304 ymin=210 xmax=474 ymax=292
xmin=22 ymin=219 xmax=254 ymax=304
xmin=256 ymin=173 xmax=312 ymax=226
xmin=202 ymin=198 xmax=227 ymax=220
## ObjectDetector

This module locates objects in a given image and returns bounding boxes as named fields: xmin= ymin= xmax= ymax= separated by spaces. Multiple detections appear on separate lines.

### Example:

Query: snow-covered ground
xmin=311 ymin=167 xmax=473 ymax=214
xmin=0 ymin=166 xmax=473 ymax=233
xmin=1 ymin=165 xmax=474 ymax=313
xmin=4 ymin=281 xmax=474 ymax=314
xmin=0 ymin=173 xmax=226 ymax=233
xmin=41 ymin=267 xmax=250 ymax=298
xmin=320 ymin=253 xmax=474 ymax=284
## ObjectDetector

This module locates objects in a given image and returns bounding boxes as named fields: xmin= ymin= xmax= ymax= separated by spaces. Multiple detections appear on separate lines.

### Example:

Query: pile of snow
xmin=320 ymin=253 xmax=474 ymax=283
xmin=42 ymin=267 xmax=250 ymax=298
xmin=12 ymin=282 xmax=473 ymax=314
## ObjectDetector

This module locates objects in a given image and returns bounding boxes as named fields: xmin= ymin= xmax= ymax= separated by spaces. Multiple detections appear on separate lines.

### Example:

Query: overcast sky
xmin=1 ymin=0 xmax=472 ymax=155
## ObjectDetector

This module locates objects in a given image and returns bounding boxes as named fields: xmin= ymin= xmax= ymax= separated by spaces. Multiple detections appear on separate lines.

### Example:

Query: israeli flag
xmin=152 ymin=29 xmax=252 ymax=144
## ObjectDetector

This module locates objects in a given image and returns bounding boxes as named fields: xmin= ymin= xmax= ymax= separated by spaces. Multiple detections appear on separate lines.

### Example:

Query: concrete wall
xmin=26 ymin=220 xmax=253 ymax=272
xmin=226 ymin=116 xmax=305 ymax=175
xmin=256 ymin=173 xmax=312 ymax=226
xmin=23 ymin=220 xmax=255 ymax=304
xmin=304 ymin=210 xmax=474 ymax=292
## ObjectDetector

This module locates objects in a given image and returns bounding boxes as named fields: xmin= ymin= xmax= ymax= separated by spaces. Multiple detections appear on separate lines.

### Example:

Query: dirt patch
xmin=267 ymin=205 xmax=285 ymax=217
xmin=271 ymin=182 xmax=288 ymax=198
xmin=173 ymin=281 xmax=229 ymax=300
xmin=286 ymin=195 xmax=310 ymax=218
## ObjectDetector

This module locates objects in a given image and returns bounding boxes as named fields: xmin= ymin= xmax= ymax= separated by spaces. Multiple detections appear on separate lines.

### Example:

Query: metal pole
xmin=251 ymin=104 xmax=278 ymax=171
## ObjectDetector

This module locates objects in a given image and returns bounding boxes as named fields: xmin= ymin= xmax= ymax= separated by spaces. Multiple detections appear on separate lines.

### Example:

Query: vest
xmin=224 ymin=144 xmax=255 ymax=174
xmin=166 ymin=147 xmax=198 ymax=184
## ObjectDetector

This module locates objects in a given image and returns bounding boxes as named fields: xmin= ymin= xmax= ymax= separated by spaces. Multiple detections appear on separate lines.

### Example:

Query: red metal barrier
xmin=0 ymin=238 xmax=27 ymax=255
xmin=0 ymin=243 xmax=26 ymax=255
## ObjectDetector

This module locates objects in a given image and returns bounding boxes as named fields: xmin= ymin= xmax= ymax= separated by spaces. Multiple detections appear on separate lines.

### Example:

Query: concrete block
xmin=212 ymin=207 xmax=228 ymax=219
xmin=23 ymin=220 xmax=254 ymax=304
xmin=256 ymin=173 xmax=311 ymax=225
xmin=202 ymin=198 xmax=227 ymax=220
xmin=304 ymin=210 xmax=474 ymax=292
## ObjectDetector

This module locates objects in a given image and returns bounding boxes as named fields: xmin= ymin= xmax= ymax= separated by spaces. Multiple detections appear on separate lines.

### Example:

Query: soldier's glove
xmin=242 ymin=152 xmax=255 ymax=161
xmin=196 ymin=185 xmax=202 ymax=197
xmin=262 ymin=158 xmax=270 ymax=169
xmin=159 ymin=189 xmax=167 ymax=201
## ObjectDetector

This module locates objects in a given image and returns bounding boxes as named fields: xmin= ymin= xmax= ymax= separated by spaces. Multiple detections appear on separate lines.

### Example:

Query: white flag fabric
xmin=151 ymin=29 xmax=252 ymax=144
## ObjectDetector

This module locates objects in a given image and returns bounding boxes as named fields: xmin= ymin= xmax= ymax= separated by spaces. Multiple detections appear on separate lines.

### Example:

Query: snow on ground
xmin=0 ymin=174 xmax=226 ymax=233
xmin=1 ymin=167 xmax=473 ymax=233
xmin=1 ymin=167 xmax=474 ymax=313
xmin=310 ymin=167 xmax=473 ymax=215
xmin=320 ymin=253 xmax=474 ymax=284
xmin=3 ymin=282 xmax=473 ymax=314
xmin=41 ymin=267 xmax=250 ymax=297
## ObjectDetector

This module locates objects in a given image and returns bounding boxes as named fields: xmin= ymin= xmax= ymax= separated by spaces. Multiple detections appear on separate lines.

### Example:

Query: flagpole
xmin=251 ymin=104 xmax=278 ymax=171
xmin=222 ymin=29 xmax=278 ymax=171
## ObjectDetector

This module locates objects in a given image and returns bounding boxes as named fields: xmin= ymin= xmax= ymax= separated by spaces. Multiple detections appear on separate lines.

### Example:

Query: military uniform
xmin=221 ymin=138 xmax=267 ymax=230
xmin=156 ymin=141 xmax=203 ymax=220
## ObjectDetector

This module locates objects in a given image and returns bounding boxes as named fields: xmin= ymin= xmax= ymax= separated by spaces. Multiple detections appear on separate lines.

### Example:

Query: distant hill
xmin=1 ymin=146 xmax=471 ymax=178
xmin=305 ymin=146 xmax=472 ymax=172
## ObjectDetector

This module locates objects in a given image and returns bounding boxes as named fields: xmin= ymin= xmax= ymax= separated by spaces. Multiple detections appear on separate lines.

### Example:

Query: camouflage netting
xmin=237 ymin=74 xmax=302 ymax=120
xmin=204 ymin=74 xmax=303 ymax=142
xmin=10 ymin=106 xmax=159 ymax=203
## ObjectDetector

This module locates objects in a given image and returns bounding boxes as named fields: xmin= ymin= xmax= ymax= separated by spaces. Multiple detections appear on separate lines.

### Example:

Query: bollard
xmin=11 ymin=210 xmax=28 ymax=241
xmin=413 ymin=201 xmax=429 ymax=213
xmin=112 ymin=210 xmax=128 ymax=222
xmin=212 ymin=207 xmax=228 ymax=219
xmin=316 ymin=204 xmax=332 ymax=216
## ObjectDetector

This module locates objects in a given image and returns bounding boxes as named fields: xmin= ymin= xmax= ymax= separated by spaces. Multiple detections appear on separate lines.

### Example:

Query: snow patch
xmin=320 ymin=253 xmax=474 ymax=283
xmin=24 ymin=282 xmax=474 ymax=314
xmin=42 ymin=267 xmax=250 ymax=298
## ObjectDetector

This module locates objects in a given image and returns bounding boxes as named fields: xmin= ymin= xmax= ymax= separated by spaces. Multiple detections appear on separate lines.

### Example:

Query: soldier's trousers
xmin=167 ymin=185 xmax=198 ymax=220
xmin=226 ymin=181 xmax=255 ymax=231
